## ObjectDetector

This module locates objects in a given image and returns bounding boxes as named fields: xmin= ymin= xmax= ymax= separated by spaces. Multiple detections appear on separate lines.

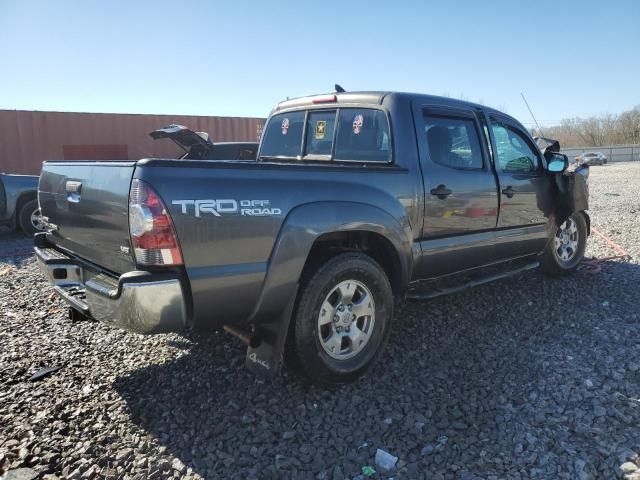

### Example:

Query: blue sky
xmin=1 ymin=0 xmax=638 ymax=127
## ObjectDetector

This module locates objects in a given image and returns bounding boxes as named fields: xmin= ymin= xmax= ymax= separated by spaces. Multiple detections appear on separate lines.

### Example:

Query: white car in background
xmin=576 ymin=151 xmax=607 ymax=166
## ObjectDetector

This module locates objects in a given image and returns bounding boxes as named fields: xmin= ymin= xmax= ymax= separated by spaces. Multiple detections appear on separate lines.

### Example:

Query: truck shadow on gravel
xmin=114 ymin=260 xmax=640 ymax=479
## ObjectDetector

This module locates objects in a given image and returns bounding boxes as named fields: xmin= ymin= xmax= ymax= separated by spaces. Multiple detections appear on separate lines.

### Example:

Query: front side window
xmin=259 ymin=111 xmax=305 ymax=158
xmin=334 ymin=109 xmax=391 ymax=162
xmin=424 ymin=114 xmax=483 ymax=169
xmin=491 ymin=122 xmax=539 ymax=173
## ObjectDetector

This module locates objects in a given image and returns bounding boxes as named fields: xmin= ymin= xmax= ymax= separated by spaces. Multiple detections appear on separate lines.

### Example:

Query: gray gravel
xmin=1 ymin=163 xmax=639 ymax=480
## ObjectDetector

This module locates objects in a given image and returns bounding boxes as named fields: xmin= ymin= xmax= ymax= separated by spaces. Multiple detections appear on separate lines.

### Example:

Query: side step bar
xmin=406 ymin=260 xmax=540 ymax=301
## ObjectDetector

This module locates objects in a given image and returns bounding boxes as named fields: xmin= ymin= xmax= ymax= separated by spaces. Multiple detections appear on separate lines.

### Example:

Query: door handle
xmin=430 ymin=184 xmax=452 ymax=200
xmin=501 ymin=186 xmax=516 ymax=198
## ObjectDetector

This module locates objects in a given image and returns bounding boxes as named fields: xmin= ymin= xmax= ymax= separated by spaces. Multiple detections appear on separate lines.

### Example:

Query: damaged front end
xmin=535 ymin=136 xmax=590 ymax=233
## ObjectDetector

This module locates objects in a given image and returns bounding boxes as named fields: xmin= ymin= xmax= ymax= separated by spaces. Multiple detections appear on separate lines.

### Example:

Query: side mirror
xmin=545 ymin=152 xmax=568 ymax=173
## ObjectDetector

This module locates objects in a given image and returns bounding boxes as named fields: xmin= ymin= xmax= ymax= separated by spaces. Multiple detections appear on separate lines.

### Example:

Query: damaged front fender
xmin=535 ymin=136 xmax=590 ymax=232
xmin=553 ymin=166 xmax=590 ymax=232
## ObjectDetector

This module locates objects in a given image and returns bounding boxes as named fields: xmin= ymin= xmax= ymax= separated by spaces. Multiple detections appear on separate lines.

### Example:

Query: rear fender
xmin=0 ymin=174 xmax=39 ymax=225
xmin=248 ymin=201 xmax=412 ymax=325
xmin=8 ymin=191 xmax=38 ymax=228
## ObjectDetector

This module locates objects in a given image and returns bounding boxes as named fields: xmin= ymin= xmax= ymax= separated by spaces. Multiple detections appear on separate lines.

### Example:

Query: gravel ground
xmin=1 ymin=163 xmax=639 ymax=480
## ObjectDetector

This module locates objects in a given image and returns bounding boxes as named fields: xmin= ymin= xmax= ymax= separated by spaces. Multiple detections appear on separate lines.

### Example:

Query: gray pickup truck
xmin=35 ymin=91 xmax=589 ymax=385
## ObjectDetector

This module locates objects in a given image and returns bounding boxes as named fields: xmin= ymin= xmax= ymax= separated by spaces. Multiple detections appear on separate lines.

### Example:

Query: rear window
xmin=334 ymin=109 xmax=391 ymax=162
xmin=305 ymin=111 xmax=337 ymax=157
xmin=259 ymin=108 xmax=391 ymax=163
xmin=259 ymin=111 xmax=305 ymax=158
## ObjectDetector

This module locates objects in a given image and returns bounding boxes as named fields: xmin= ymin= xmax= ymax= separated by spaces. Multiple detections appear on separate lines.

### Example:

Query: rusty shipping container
xmin=0 ymin=110 xmax=266 ymax=175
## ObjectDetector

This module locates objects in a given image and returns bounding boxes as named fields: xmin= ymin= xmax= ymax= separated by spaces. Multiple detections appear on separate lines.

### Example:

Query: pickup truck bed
xmin=38 ymin=158 xmax=413 ymax=329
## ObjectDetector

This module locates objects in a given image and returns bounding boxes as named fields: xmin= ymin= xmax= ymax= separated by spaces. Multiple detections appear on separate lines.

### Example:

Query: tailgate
xmin=39 ymin=161 xmax=137 ymax=274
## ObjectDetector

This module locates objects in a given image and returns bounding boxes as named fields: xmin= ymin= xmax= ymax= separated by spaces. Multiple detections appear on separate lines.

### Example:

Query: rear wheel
xmin=540 ymin=213 xmax=587 ymax=275
xmin=291 ymin=252 xmax=393 ymax=385
xmin=18 ymin=199 xmax=45 ymax=236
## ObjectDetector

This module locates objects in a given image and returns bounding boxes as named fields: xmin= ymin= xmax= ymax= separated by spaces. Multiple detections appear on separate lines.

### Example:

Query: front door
xmin=414 ymin=104 xmax=499 ymax=278
xmin=487 ymin=114 xmax=552 ymax=258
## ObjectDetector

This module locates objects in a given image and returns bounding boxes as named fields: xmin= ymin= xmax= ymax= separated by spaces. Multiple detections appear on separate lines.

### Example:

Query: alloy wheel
xmin=554 ymin=218 xmax=579 ymax=263
xmin=30 ymin=208 xmax=46 ymax=231
xmin=317 ymin=280 xmax=375 ymax=360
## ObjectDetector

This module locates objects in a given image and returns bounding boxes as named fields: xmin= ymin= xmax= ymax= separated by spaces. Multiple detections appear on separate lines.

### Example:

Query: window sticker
xmin=315 ymin=120 xmax=327 ymax=140
xmin=353 ymin=114 xmax=364 ymax=135
xmin=281 ymin=118 xmax=290 ymax=135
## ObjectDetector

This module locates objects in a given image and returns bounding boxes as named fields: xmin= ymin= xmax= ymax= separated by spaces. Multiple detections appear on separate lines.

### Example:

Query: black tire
xmin=290 ymin=252 xmax=394 ymax=385
xmin=17 ymin=199 xmax=43 ymax=237
xmin=540 ymin=212 xmax=587 ymax=276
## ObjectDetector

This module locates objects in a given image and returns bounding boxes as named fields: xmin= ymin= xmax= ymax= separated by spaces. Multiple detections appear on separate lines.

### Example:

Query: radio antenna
xmin=521 ymin=92 xmax=544 ymax=137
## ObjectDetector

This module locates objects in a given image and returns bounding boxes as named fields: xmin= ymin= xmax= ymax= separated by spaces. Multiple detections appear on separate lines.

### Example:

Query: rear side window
xmin=334 ymin=109 xmax=391 ymax=162
xmin=423 ymin=114 xmax=483 ymax=169
xmin=259 ymin=111 xmax=305 ymax=158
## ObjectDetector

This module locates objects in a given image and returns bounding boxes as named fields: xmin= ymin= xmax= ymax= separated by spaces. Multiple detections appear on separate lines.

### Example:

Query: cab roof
xmin=275 ymin=91 xmax=497 ymax=113
xmin=273 ymin=91 xmax=518 ymax=128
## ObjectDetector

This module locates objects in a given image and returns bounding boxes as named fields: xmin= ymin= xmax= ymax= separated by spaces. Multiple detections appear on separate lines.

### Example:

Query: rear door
xmin=413 ymin=104 xmax=499 ymax=277
xmin=486 ymin=114 xmax=551 ymax=258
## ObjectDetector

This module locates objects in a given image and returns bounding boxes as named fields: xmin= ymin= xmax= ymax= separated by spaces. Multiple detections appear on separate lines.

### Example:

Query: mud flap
xmin=245 ymin=287 xmax=298 ymax=378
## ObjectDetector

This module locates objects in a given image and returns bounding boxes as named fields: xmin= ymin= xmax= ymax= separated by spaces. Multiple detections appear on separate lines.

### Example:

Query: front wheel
xmin=540 ymin=213 xmax=587 ymax=276
xmin=291 ymin=252 xmax=394 ymax=385
xmin=17 ymin=199 xmax=45 ymax=236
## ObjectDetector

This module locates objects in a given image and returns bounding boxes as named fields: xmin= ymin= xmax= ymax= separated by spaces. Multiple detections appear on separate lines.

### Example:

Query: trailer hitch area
xmin=223 ymin=289 xmax=298 ymax=378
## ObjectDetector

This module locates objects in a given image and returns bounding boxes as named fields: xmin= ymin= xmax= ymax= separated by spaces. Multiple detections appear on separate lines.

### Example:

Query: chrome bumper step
xmin=35 ymin=245 xmax=188 ymax=334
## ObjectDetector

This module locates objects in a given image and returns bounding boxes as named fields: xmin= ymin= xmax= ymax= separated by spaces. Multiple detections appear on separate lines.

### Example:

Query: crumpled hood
xmin=534 ymin=136 xmax=561 ymax=154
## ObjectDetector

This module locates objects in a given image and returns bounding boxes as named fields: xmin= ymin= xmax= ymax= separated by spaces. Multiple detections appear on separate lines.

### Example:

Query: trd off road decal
xmin=172 ymin=199 xmax=282 ymax=217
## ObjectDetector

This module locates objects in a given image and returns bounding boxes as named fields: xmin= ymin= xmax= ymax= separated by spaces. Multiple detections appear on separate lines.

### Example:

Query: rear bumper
xmin=35 ymin=246 xmax=187 ymax=334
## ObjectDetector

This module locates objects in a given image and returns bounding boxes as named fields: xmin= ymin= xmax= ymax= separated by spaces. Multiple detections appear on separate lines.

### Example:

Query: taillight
xmin=129 ymin=179 xmax=183 ymax=266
